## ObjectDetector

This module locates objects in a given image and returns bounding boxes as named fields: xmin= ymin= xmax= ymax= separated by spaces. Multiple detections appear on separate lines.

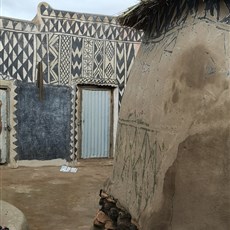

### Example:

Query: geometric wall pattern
xmin=0 ymin=3 xmax=142 ymax=99
xmin=40 ymin=17 xmax=143 ymax=42
xmin=82 ymin=38 xmax=94 ymax=78
xmin=0 ymin=31 xmax=34 ymax=82
xmin=72 ymin=37 xmax=83 ymax=79
xmin=93 ymin=40 xmax=104 ymax=79
xmin=48 ymin=34 xmax=60 ymax=84
xmin=38 ymin=3 xmax=142 ymax=42
xmin=105 ymin=41 xmax=116 ymax=79
xmin=36 ymin=33 xmax=49 ymax=83
xmin=0 ymin=2 xmax=143 ymax=159
xmin=60 ymin=35 xmax=71 ymax=84
xmin=116 ymin=42 xmax=126 ymax=108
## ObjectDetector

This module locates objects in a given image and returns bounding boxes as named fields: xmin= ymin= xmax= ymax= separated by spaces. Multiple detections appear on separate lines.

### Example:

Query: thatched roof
xmin=118 ymin=0 xmax=230 ymax=38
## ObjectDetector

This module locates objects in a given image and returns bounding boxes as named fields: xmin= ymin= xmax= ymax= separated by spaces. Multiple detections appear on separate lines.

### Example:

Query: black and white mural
xmin=0 ymin=2 xmax=142 ymax=162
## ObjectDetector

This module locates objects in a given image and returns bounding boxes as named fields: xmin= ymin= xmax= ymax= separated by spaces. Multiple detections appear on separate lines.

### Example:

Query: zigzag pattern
xmin=115 ymin=122 xmax=157 ymax=212
xmin=10 ymin=82 xmax=18 ymax=166
xmin=93 ymin=40 xmax=104 ymax=79
xmin=36 ymin=34 xmax=49 ymax=83
xmin=39 ymin=16 xmax=143 ymax=42
xmin=39 ymin=3 xmax=118 ymax=25
xmin=73 ymin=77 xmax=117 ymax=86
xmin=72 ymin=37 xmax=83 ymax=78
xmin=74 ymin=87 xmax=79 ymax=155
xmin=48 ymin=34 xmax=60 ymax=84
xmin=0 ymin=3 xmax=143 ymax=161
xmin=116 ymin=42 xmax=126 ymax=108
xmin=70 ymin=85 xmax=76 ymax=158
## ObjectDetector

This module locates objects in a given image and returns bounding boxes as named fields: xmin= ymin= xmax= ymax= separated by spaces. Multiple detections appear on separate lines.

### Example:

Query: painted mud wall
xmin=0 ymin=2 xmax=142 ymax=163
xmin=106 ymin=6 xmax=230 ymax=230
xmin=15 ymin=82 xmax=71 ymax=160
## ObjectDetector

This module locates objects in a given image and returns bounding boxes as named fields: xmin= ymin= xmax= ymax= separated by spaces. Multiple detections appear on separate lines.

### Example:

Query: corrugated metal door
xmin=81 ymin=88 xmax=111 ymax=158
xmin=0 ymin=89 xmax=8 ymax=163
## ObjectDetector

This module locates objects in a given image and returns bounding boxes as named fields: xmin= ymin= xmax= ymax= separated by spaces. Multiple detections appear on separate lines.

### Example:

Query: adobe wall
xmin=106 ymin=17 xmax=230 ymax=229
xmin=0 ymin=2 xmax=142 ymax=164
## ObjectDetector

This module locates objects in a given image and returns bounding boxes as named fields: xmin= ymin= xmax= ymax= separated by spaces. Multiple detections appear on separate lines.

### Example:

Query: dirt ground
xmin=0 ymin=159 xmax=113 ymax=230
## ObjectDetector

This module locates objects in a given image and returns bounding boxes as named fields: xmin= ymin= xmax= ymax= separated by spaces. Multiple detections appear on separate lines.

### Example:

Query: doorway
xmin=80 ymin=87 xmax=112 ymax=158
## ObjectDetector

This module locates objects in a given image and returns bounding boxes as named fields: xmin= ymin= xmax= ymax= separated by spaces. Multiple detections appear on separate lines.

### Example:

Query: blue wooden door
xmin=81 ymin=89 xmax=111 ymax=158
xmin=0 ymin=89 xmax=8 ymax=163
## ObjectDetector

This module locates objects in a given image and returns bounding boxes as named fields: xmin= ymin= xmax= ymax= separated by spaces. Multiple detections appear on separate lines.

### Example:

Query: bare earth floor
xmin=0 ymin=160 xmax=113 ymax=230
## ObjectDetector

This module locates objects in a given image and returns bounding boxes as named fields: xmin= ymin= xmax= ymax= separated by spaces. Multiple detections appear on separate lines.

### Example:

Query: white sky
xmin=0 ymin=0 xmax=138 ymax=21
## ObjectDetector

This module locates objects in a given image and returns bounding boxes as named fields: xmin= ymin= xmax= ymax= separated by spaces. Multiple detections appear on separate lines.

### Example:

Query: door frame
xmin=0 ymin=86 xmax=10 ymax=163
xmin=0 ymin=80 xmax=18 ymax=167
xmin=78 ymin=85 xmax=115 ymax=159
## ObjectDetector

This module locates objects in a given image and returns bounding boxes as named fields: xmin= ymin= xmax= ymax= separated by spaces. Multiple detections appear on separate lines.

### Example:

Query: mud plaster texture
xmin=106 ymin=17 xmax=230 ymax=230
xmin=0 ymin=200 xmax=28 ymax=230
xmin=0 ymin=160 xmax=112 ymax=230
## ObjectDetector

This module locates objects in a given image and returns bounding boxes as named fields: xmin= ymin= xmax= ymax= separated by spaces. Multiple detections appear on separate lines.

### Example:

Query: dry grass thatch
xmin=118 ymin=0 xmax=230 ymax=38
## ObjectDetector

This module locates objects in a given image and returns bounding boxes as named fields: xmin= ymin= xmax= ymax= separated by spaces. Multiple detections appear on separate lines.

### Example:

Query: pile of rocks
xmin=93 ymin=190 xmax=139 ymax=230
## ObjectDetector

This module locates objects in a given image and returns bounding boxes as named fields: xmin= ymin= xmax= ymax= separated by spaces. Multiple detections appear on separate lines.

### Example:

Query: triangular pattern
xmin=64 ymin=20 xmax=71 ymax=34
xmin=48 ymin=34 xmax=60 ymax=84
xmin=71 ymin=37 xmax=83 ymax=78
xmin=49 ymin=19 xmax=56 ymax=32
xmin=65 ymin=13 xmax=71 ymax=18
xmin=103 ymin=16 xmax=109 ymax=23
xmin=93 ymin=40 xmax=104 ymax=79
xmin=96 ymin=16 xmax=103 ymax=23
xmin=60 ymin=35 xmax=71 ymax=84
xmin=72 ymin=13 xmax=78 ymax=19
xmin=0 ymin=31 xmax=34 ymax=81
xmin=126 ymin=43 xmax=135 ymax=78
xmin=96 ymin=24 xmax=104 ymax=39
xmin=70 ymin=20 xmax=76 ymax=34
xmin=40 ymin=3 xmax=49 ymax=15
xmin=87 ymin=16 xmax=94 ymax=21
xmin=107 ymin=27 xmax=114 ymax=40
xmin=36 ymin=33 xmax=49 ymax=83
xmin=50 ymin=10 xmax=56 ymax=17
xmin=73 ymin=21 xmax=80 ymax=34
xmin=116 ymin=42 xmax=126 ymax=108
xmin=80 ymin=15 xmax=86 ymax=21
xmin=105 ymin=41 xmax=115 ymax=79
xmin=74 ymin=88 xmax=79 ymax=155
xmin=70 ymin=85 xmax=76 ymax=157
xmin=0 ymin=11 xmax=142 ymax=160
xmin=14 ymin=22 xmax=22 ymax=31
xmin=6 ymin=20 xmax=13 ymax=29
xmin=8 ymin=83 xmax=18 ymax=166
xmin=58 ymin=12 xmax=63 ymax=18
xmin=58 ymin=20 xmax=62 ymax=32
xmin=82 ymin=38 xmax=93 ymax=78
xmin=38 ymin=11 xmax=142 ymax=41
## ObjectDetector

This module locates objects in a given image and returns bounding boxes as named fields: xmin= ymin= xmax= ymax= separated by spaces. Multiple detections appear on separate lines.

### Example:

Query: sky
xmin=0 ymin=0 xmax=139 ymax=21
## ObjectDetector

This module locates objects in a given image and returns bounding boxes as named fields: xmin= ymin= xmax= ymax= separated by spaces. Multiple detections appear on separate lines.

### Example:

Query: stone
xmin=0 ymin=200 xmax=28 ymax=230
